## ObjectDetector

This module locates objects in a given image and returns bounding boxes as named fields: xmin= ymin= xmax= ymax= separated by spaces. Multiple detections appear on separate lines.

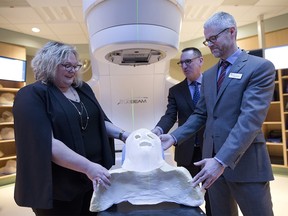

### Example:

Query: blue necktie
xmin=192 ymin=81 xmax=200 ymax=106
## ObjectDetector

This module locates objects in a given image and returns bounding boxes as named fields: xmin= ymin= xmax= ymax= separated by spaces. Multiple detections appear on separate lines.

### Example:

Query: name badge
xmin=229 ymin=73 xmax=242 ymax=79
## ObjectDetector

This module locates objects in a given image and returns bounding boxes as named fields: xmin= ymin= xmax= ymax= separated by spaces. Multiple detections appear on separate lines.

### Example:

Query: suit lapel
xmin=216 ymin=51 xmax=248 ymax=98
xmin=206 ymin=64 xmax=219 ymax=105
xmin=181 ymin=79 xmax=195 ymax=109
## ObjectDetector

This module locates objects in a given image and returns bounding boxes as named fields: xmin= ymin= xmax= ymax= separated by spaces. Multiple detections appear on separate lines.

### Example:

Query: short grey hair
xmin=31 ymin=41 xmax=83 ymax=87
xmin=204 ymin=11 xmax=237 ymax=31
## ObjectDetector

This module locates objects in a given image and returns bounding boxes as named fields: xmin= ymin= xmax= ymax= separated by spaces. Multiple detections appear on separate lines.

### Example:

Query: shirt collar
xmin=187 ymin=74 xmax=203 ymax=86
xmin=224 ymin=48 xmax=242 ymax=65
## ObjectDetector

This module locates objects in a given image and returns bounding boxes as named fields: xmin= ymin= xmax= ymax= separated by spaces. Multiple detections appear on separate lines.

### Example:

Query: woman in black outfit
xmin=13 ymin=41 xmax=129 ymax=215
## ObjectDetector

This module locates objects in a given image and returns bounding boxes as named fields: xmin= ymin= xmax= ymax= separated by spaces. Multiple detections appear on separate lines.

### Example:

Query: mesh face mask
xmin=122 ymin=128 xmax=164 ymax=172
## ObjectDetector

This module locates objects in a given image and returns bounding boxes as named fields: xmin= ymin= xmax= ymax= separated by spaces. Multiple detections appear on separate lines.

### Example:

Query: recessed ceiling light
xmin=32 ymin=27 xmax=40 ymax=33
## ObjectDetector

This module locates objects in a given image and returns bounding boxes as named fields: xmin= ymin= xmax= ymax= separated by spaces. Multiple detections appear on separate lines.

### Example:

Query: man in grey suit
xmin=160 ymin=12 xmax=274 ymax=216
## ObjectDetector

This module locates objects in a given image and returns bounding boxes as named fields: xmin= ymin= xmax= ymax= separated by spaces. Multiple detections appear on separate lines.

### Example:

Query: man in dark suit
xmin=160 ymin=12 xmax=274 ymax=216
xmin=152 ymin=47 xmax=204 ymax=176
xmin=152 ymin=47 xmax=211 ymax=215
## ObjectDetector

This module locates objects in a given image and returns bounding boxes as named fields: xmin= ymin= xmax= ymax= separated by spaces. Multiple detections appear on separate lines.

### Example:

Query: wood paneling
xmin=0 ymin=42 xmax=26 ymax=60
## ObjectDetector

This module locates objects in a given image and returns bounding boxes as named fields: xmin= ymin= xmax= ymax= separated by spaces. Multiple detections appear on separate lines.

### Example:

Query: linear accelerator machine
xmin=83 ymin=0 xmax=185 ymax=168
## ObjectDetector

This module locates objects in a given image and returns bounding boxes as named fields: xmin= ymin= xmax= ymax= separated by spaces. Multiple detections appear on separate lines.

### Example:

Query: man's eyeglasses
xmin=61 ymin=63 xmax=82 ymax=72
xmin=177 ymin=56 xmax=200 ymax=67
xmin=203 ymin=28 xmax=230 ymax=46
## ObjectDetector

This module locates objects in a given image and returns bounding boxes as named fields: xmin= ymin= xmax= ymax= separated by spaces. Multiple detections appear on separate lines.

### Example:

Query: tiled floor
xmin=0 ymin=169 xmax=287 ymax=216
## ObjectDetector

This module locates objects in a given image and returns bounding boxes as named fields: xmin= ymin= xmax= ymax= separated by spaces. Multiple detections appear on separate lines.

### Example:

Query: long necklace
xmin=68 ymin=99 xmax=89 ymax=130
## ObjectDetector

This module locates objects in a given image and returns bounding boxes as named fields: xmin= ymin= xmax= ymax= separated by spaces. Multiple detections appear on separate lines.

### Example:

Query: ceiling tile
xmin=26 ymin=0 xmax=70 ymax=7
xmin=57 ymin=34 xmax=88 ymax=44
xmin=0 ymin=8 xmax=43 ymax=24
xmin=0 ymin=0 xmax=30 ymax=7
xmin=257 ymin=0 xmax=288 ymax=6
xmin=15 ymin=23 xmax=54 ymax=35
xmin=222 ymin=0 xmax=259 ymax=6
xmin=48 ymin=23 xmax=84 ymax=35
xmin=0 ymin=15 xmax=9 ymax=24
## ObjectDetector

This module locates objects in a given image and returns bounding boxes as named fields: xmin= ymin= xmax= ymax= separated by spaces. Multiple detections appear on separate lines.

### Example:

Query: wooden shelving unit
xmin=0 ymin=42 xmax=26 ymax=186
xmin=263 ymin=69 xmax=288 ymax=168
xmin=0 ymin=80 xmax=25 ymax=186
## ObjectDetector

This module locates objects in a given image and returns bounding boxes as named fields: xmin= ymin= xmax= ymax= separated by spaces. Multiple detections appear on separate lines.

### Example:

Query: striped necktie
xmin=217 ymin=60 xmax=230 ymax=92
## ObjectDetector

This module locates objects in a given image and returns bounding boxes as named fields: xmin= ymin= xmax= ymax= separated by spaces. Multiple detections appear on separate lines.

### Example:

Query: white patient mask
xmin=122 ymin=128 xmax=164 ymax=172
